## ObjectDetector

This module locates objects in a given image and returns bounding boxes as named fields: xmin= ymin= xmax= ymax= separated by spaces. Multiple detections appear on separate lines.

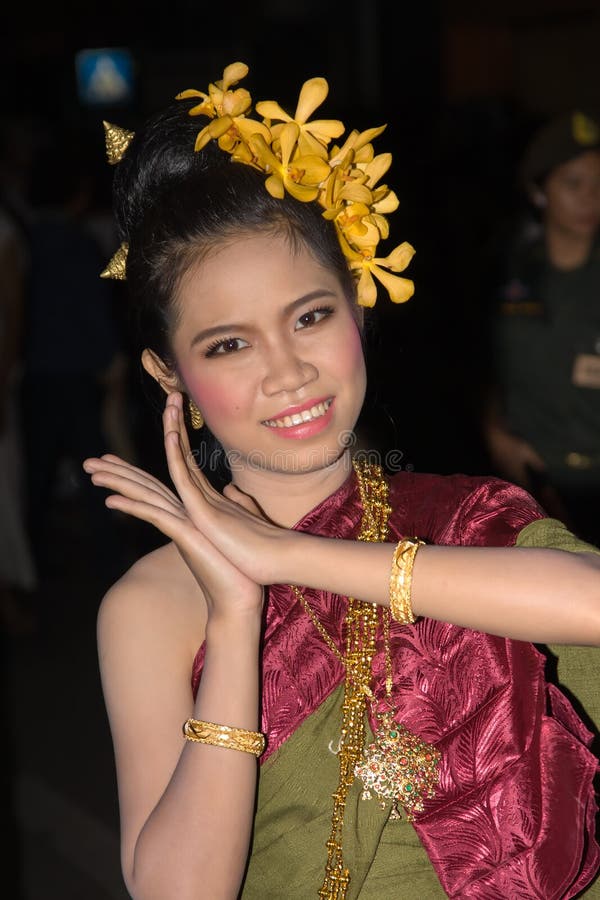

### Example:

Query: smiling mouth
xmin=263 ymin=398 xmax=333 ymax=429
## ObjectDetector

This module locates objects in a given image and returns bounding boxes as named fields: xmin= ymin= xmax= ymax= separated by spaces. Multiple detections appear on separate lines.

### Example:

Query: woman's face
xmin=543 ymin=150 xmax=600 ymax=238
xmin=167 ymin=232 xmax=366 ymax=475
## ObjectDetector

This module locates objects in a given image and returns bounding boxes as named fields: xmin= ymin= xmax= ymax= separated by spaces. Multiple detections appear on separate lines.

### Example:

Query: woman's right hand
xmin=485 ymin=423 xmax=547 ymax=489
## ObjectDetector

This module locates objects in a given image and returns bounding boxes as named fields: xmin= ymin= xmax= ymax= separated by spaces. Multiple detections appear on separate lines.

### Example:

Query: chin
xmin=571 ymin=221 xmax=599 ymax=238
xmin=235 ymin=442 xmax=351 ymax=476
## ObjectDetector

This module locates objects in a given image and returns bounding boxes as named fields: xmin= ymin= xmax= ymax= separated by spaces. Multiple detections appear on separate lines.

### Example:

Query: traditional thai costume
xmin=192 ymin=470 xmax=600 ymax=898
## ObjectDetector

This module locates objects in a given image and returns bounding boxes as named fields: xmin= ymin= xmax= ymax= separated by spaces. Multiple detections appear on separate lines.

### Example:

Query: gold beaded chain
xmin=291 ymin=458 xmax=392 ymax=899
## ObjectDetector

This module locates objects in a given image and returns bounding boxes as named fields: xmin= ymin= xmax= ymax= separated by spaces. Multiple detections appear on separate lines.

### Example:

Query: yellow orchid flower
xmin=177 ymin=62 xmax=253 ymax=155
xmin=215 ymin=116 xmax=271 ymax=156
xmin=177 ymin=62 xmax=251 ymax=118
xmin=216 ymin=61 xmax=250 ymax=92
xmin=345 ymin=219 xmax=381 ymax=250
xmin=372 ymin=186 xmax=399 ymax=215
xmin=343 ymin=239 xmax=415 ymax=307
xmin=359 ymin=153 xmax=393 ymax=190
xmin=256 ymin=77 xmax=344 ymax=159
xmin=320 ymin=155 xmax=372 ymax=218
xmin=366 ymin=213 xmax=389 ymax=240
xmin=192 ymin=115 xmax=235 ymax=152
xmin=328 ymin=125 xmax=387 ymax=169
xmin=249 ymin=122 xmax=330 ymax=202
xmin=176 ymin=88 xmax=213 ymax=118
xmin=355 ymin=264 xmax=414 ymax=307
xmin=172 ymin=63 xmax=414 ymax=309
xmin=334 ymin=202 xmax=371 ymax=240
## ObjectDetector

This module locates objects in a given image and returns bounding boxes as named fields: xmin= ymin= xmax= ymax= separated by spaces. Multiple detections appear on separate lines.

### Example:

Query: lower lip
xmin=263 ymin=400 xmax=335 ymax=440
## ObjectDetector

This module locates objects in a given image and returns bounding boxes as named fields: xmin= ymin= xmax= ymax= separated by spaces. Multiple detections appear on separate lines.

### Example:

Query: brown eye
xmin=295 ymin=306 xmax=334 ymax=330
xmin=205 ymin=337 xmax=249 ymax=357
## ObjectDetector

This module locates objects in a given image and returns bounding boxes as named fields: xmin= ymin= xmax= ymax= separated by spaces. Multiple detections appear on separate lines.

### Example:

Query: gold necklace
xmin=291 ymin=459 xmax=440 ymax=900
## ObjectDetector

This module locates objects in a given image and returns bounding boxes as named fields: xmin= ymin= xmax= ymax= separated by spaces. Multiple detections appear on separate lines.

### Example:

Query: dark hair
xmin=112 ymin=100 xmax=359 ymax=487
xmin=113 ymin=99 xmax=356 ymax=367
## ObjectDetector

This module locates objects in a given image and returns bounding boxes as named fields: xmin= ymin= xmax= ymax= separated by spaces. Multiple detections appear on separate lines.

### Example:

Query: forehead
xmin=174 ymin=232 xmax=343 ymax=325
xmin=551 ymin=150 xmax=600 ymax=180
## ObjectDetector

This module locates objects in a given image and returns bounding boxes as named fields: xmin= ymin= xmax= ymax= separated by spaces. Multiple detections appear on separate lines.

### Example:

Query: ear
xmin=141 ymin=348 xmax=183 ymax=395
xmin=529 ymin=186 xmax=547 ymax=209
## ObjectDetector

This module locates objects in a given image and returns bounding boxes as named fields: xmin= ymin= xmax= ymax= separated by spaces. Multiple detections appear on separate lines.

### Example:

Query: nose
xmin=261 ymin=340 xmax=318 ymax=397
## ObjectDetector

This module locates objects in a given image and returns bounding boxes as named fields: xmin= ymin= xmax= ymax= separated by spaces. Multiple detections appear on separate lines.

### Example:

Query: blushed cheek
xmin=179 ymin=368 xmax=235 ymax=423
xmin=341 ymin=321 xmax=366 ymax=379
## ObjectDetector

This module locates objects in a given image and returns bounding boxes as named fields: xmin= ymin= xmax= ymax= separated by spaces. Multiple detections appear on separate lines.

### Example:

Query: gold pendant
xmin=355 ymin=712 xmax=441 ymax=822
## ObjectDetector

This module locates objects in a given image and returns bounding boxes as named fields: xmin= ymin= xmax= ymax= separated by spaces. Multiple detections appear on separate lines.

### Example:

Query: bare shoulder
xmin=98 ymin=540 xmax=206 ymax=669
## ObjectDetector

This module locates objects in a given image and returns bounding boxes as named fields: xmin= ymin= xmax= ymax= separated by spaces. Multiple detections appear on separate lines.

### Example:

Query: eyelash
xmin=204 ymin=336 xmax=245 ymax=357
xmin=296 ymin=305 xmax=335 ymax=329
xmin=204 ymin=305 xmax=335 ymax=357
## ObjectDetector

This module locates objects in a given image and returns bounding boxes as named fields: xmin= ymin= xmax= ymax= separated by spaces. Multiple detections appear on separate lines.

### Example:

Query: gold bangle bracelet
xmin=182 ymin=718 xmax=266 ymax=757
xmin=389 ymin=537 xmax=424 ymax=625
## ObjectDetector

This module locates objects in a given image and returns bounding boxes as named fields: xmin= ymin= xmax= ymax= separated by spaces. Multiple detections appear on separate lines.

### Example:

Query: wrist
xmin=268 ymin=530 xmax=314 ymax=584
xmin=205 ymin=607 xmax=263 ymax=644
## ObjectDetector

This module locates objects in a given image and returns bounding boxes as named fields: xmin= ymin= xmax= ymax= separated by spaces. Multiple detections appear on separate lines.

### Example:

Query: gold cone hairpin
xmin=103 ymin=121 xmax=135 ymax=165
xmin=100 ymin=122 xmax=133 ymax=279
xmin=188 ymin=399 xmax=204 ymax=430
xmin=100 ymin=242 xmax=128 ymax=280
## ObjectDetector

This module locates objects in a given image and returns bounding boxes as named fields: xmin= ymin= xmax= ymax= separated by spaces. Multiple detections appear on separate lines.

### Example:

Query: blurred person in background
xmin=485 ymin=111 xmax=600 ymax=546
xmin=21 ymin=135 xmax=129 ymax=585
xmin=0 ymin=200 xmax=37 ymax=634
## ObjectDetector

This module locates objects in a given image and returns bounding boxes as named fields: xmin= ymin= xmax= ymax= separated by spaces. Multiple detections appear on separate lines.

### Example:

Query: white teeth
xmin=264 ymin=398 xmax=333 ymax=429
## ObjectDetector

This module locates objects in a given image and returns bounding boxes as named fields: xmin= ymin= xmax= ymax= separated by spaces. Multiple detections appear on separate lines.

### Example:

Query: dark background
xmin=2 ymin=1 xmax=599 ymax=896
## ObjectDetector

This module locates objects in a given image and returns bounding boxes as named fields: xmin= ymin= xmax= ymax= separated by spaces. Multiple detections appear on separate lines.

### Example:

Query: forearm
xmin=130 ymin=614 xmax=261 ymax=900
xmin=285 ymin=534 xmax=600 ymax=645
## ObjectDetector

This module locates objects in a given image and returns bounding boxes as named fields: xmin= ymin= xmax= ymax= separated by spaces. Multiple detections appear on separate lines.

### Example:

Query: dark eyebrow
xmin=189 ymin=289 xmax=338 ymax=348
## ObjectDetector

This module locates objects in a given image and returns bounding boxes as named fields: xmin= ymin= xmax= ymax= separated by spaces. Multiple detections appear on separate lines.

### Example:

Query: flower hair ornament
xmin=101 ymin=62 xmax=415 ymax=308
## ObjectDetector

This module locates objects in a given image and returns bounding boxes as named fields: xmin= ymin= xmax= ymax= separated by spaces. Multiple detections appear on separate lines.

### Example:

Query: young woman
xmin=85 ymin=66 xmax=600 ymax=899
xmin=485 ymin=110 xmax=600 ymax=545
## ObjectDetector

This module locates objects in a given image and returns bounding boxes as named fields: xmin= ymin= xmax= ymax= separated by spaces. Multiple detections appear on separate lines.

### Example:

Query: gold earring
xmin=188 ymin=398 xmax=204 ymax=430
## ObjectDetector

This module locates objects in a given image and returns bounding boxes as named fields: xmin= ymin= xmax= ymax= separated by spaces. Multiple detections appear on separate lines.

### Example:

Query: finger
xmin=104 ymin=494 xmax=230 ymax=575
xmin=91 ymin=469 xmax=185 ymax=516
xmin=162 ymin=399 xmax=221 ymax=507
xmin=222 ymin=483 xmax=265 ymax=518
xmin=164 ymin=397 xmax=213 ymax=497
xmin=104 ymin=494 xmax=190 ymax=540
xmin=165 ymin=394 xmax=223 ymax=496
xmin=87 ymin=453 xmax=153 ymax=478
xmin=85 ymin=456 xmax=180 ymax=505
xmin=164 ymin=423 xmax=211 ymax=511
xmin=174 ymin=393 xmax=197 ymax=471
xmin=525 ymin=448 xmax=547 ymax=471
xmin=85 ymin=453 xmax=174 ymax=491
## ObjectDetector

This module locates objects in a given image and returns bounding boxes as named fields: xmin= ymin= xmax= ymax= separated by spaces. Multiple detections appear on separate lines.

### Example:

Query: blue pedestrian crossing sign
xmin=76 ymin=48 xmax=134 ymax=106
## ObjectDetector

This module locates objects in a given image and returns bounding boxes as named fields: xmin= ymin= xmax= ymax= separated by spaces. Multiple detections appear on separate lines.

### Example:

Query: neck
xmin=230 ymin=451 xmax=354 ymax=527
xmin=545 ymin=223 xmax=593 ymax=270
